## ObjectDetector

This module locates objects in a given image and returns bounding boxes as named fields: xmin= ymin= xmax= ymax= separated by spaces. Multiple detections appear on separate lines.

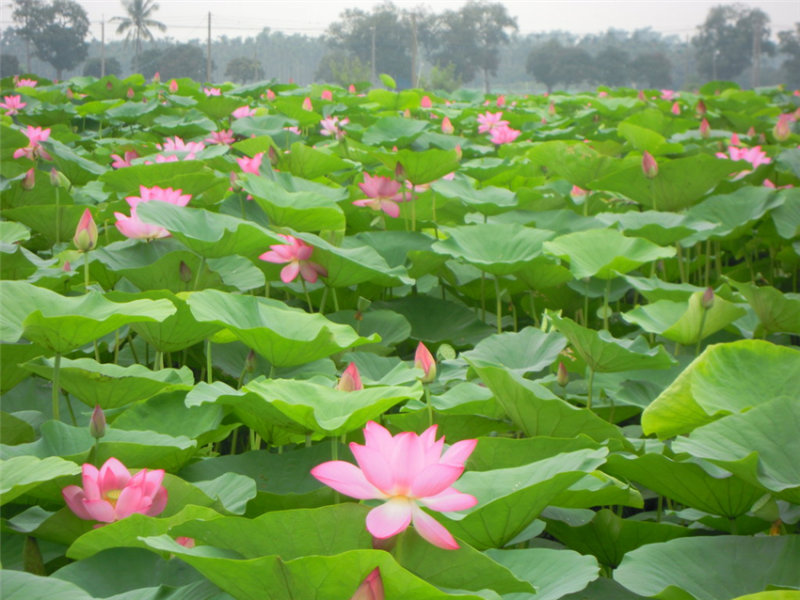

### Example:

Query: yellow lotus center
xmin=104 ymin=489 xmax=122 ymax=506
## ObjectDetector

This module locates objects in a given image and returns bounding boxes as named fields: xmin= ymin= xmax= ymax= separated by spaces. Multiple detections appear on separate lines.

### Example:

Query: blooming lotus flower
xmin=420 ymin=95 xmax=432 ymax=108
xmin=414 ymin=342 xmax=436 ymax=383
xmin=15 ymin=78 xmax=37 ymax=88
xmin=259 ymin=234 xmax=327 ymax=283
xmin=311 ymin=421 xmax=477 ymax=550
xmin=237 ymin=152 xmax=263 ymax=175
xmin=153 ymin=154 xmax=181 ymax=163
xmin=476 ymin=111 xmax=508 ymax=134
xmin=570 ymin=185 xmax=588 ymax=202
xmin=441 ymin=116 xmax=454 ymax=135
xmin=716 ymin=145 xmax=772 ymax=180
xmin=114 ymin=186 xmax=192 ymax=241
xmin=232 ymin=106 xmax=256 ymax=119
xmin=14 ymin=126 xmax=53 ymax=161
xmin=764 ymin=180 xmax=793 ymax=190
xmin=266 ymin=89 xmax=276 ymax=101
xmin=598 ymin=91 xmax=608 ymax=98
xmin=205 ymin=129 xmax=236 ymax=145
xmin=774 ymin=114 xmax=794 ymax=142
xmin=74 ymin=209 xmax=98 ymax=252
xmin=489 ymin=124 xmax=521 ymax=145
xmin=660 ymin=89 xmax=677 ymax=101
xmin=351 ymin=568 xmax=384 ymax=600
xmin=353 ymin=173 xmax=408 ymax=218
xmin=0 ymin=95 xmax=26 ymax=115
xmin=338 ymin=362 xmax=363 ymax=392
xmin=157 ymin=136 xmax=205 ymax=158
xmin=168 ymin=80 xmax=179 ymax=93
xmin=321 ymin=90 xmax=333 ymax=101
xmin=671 ymin=102 xmax=681 ymax=115
xmin=203 ymin=87 xmax=221 ymax=96
xmin=62 ymin=457 xmax=168 ymax=524
xmin=320 ymin=116 xmax=349 ymax=139
xmin=302 ymin=97 xmax=313 ymax=111
xmin=111 ymin=150 xmax=138 ymax=168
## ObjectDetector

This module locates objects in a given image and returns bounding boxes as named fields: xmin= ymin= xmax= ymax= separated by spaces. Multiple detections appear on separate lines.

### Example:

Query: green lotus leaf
xmin=0 ymin=411 xmax=36 ymax=446
xmin=596 ymin=211 xmax=716 ymax=246
xmin=622 ymin=275 xmax=707 ymax=303
xmin=195 ymin=94 xmax=246 ymax=120
xmin=41 ymin=139 xmax=108 ymax=186
xmin=187 ymin=290 xmax=378 ymax=366
xmin=617 ymin=122 xmax=684 ymax=155
xmin=515 ymin=256 xmax=575 ymax=290
xmin=0 ymin=281 xmax=176 ymax=353
xmin=687 ymin=187 xmax=784 ymax=242
xmin=22 ymin=356 xmax=193 ymax=409
xmin=543 ymin=229 xmax=676 ymax=280
xmin=603 ymin=453 xmax=766 ymax=519
xmin=461 ymin=327 xmax=567 ymax=375
xmin=431 ymin=178 xmax=519 ymax=216
xmin=286 ymin=141 xmax=351 ymax=180
xmin=642 ymin=340 xmax=800 ymax=439
xmin=242 ymin=176 xmax=346 ymax=232
xmin=374 ymin=148 xmax=460 ymax=185
xmin=528 ymin=140 xmax=622 ymax=189
xmin=0 ymin=455 xmax=81 ymax=505
xmin=1 ymin=342 xmax=53 ymax=394
xmin=615 ymin=536 xmax=800 ymax=600
xmin=362 ymin=116 xmax=430 ymax=147
xmin=545 ymin=508 xmax=696 ymax=568
xmin=2 ymin=205 xmax=98 ymax=246
xmin=770 ymin=188 xmax=800 ymax=239
xmin=548 ymin=312 xmax=676 ymax=373
xmin=99 ymin=161 xmax=220 ymax=199
xmin=0 ymin=571 xmax=94 ymax=600
xmin=733 ymin=593 xmax=800 ymax=600
xmin=325 ymin=309 xmax=412 ymax=347
xmin=729 ymin=280 xmax=800 ymax=336
xmin=673 ymin=396 xmax=800 ymax=503
xmin=622 ymin=292 xmax=747 ymax=346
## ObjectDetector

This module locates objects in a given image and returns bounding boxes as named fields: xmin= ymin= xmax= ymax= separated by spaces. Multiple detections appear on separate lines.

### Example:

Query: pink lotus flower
xmin=637 ymin=90 xmax=647 ymax=102
xmin=598 ymin=91 xmax=608 ymax=98
xmin=320 ymin=116 xmax=349 ymax=139
xmin=764 ymin=180 xmax=793 ymax=189
xmin=114 ymin=185 xmax=192 ymax=241
xmin=415 ymin=342 xmax=436 ymax=383
xmin=266 ymin=89 xmax=276 ymax=101
xmin=349 ymin=84 xmax=357 ymax=94
xmin=157 ymin=136 xmax=205 ymax=158
xmin=111 ymin=150 xmax=138 ymax=168
xmin=0 ymin=95 xmax=26 ymax=115
xmin=302 ymin=97 xmax=313 ymax=111
xmin=476 ymin=111 xmax=508 ymax=134
xmin=321 ymin=90 xmax=333 ymax=101
xmin=62 ymin=457 xmax=168 ymax=524
xmin=205 ymin=129 xmax=236 ymax=145
xmin=259 ymin=234 xmax=327 ymax=283
xmin=496 ymin=94 xmax=506 ymax=106
xmin=353 ymin=173 xmax=408 ymax=218
xmin=489 ymin=124 xmax=521 ymax=145
xmin=175 ymin=536 xmax=196 ymax=549
xmin=232 ymin=106 xmax=256 ymax=119
xmin=126 ymin=87 xmax=135 ymax=99
xmin=168 ymin=80 xmax=179 ymax=93
xmin=671 ymin=102 xmax=680 ymax=115
xmin=311 ymin=421 xmax=477 ymax=550
xmin=716 ymin=145 xmax=772 ymax=179
xmin=421 ymin=95 xmax=432 ymax=108
xmin=284 ymin=126 xmax=302 ymax=135
xmin=548 ymin=102 xmax=557 ymax=116
xmin=570 ymin=185 xmax=588 ymax=201
xmin=338 ymin=362 xmax=363 ymax=392
xmin=152 ymin=71 xmax=161 ymax=83
xmin=660 ymin=89 xmax=677 ymax=101
xmin=237 ymin=152 xmax=263 ymax=175
xmin=730 ymin=133 xmax=741 ymax=146
xmin=351 ymin=568 xmax=384 ymax=600
xmin=152 ymin=154 xmax=180 ymax=163
xmin=13 ymin=126 xmax=52 ymax=161
xmin=203 ymin=87 xmax=221 ymax=97
xmin=441 ymin=117 xmax=454 ymax=135
xmin=15 ymin=78 xmax=37 ymax=88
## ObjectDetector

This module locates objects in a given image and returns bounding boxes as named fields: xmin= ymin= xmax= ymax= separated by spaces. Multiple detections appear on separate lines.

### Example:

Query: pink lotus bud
xmin=50 ymin=168 xmax=60 ymax=187
xmin=403 ymin=108 xmax=411 ymax=118
xmin=62 ymin=261 xmax=71 ymax=271
xmin=496 ymin=95 xmax=505 ymax=107
xmin=557 ymin=362 xmax=569 ymax=387
xmin=441 ymin=116 xmax=454 ymax=135
xmin=169 ymin=80 xmax=178 ymax=93
xmin=106 ymin=81 xmax=113 ymax=91
xmin=702 ymin=287 xmax=715 ymax=310
xmin=350 ymin=568 xmax=384 ymax=600
xmin=302 ymin=97 xmax=313 ymax=111
xmin=671 ymin=102 xmax=680 ymax=115
xmin=175 ymin=537 xmax=195 ymax=549
xmin=321 ymin=90 xmax=333 ymax=101
xmin=230 ymin=171 xmax=243 ymax=192
xmin=696 ymin=100 xmax=707 ymax=116
xmin=642 ymin=151 xmax=658 ymax=178
xmin=637 ymin=90 xmax=647 ymax=102
xmin=66 ymin=88 xmax=75 ymax=100
xmin=349 ymin=84 xmax=356 ymax=94
xmin=421 ymin=95 xmax=432 ymax=108
xmin=392 ymin=146 xmax=398 ymax=152
xmin=548 ymin=102 xmax=556 ymax=116
xmin=266 ymin=89 xmax=276 ymax=101
xmin=89 ymin=405 xmax=106 ymax=439
xmin=73 ymin=208 xmax=98 ymax=252
xmin=414 ymin=342 xmax=436 ymax=383
xmin=730 ymin=133 xmax=741 ymax=146
xmin=127 ymin=87 xmax=135 ymax=99
xmin=759 ymin=133 xmax=767 ymax=145
xmin=394 ymin=162 xmax=406 ymax=181
xmin=153 ymin=71 xmax=161 ymax=84
xmin=455 ymin=145 xmax=462 ymax=161
xmin=268 ymin=146 xmax=279 ymax=167
xmin=179 ymin=260 xmax=193 ymax=283
xmin=337 ymin=362 xmax=363 ymax=392
xmin=570 ymin=185 xmax=588 ymax=201
xmin=774 ymin=114 xmax=793 ymax=142
xmin=21 ymin=168 xmax=35 ymax=190
xmin=700 ymin=119 xmax=710 ymax=138
xmin=245 ymin=349 xmax=257 ymax=373
xmin=747 ymin=126 xmax=756 ymax=137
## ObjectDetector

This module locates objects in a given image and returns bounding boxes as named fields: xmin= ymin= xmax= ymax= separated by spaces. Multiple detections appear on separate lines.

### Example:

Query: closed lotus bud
xmin=89 ymin=405 xmax=106 ymax=439
xmin=702 ymin=287 xmax=715 ymax=310
xmin=548 ymin=101 xmax=556 ymax=115
xmin=759 ymin=133 xmax=767 ymax=145
xmin=321 ymin=90 xmax=333 ymax=101
xmin=229 ymin=171 xmax=243 ymax=193
xmin=747 ymin=126 xmax=756 ymax=137
xmin=106 ymin=81 xmax=113 ymax=91
xmin=21 ymin=168 xmax=35 ymax=190
xmin=66 ymin=88 xmax=75 ymax=100
xmin=302 ymin=97 xmax=313 ymax=111
xmin=403 ymin=108 xmax=411 ymax=118
xmin=671 ymin=102 xmax=680 ymax=115
xmin=730 ymin=133 xmax=741 ymax=146
xmin=244 ymin=349 xmax=257 ymax=373
xmin=441 ymin=116 xmax=454 ymax=134
xmin=350 ymin=568 xmax=384 ymax=600
xmin=153 ymin=71 xmax=161 ymax=84
xmin=700 ymin=118 xmax=710 ymax=138
xmin=557 ymin=362 xmax=569 ymax=387
xmin=774 ymin=114 xmax=793 ymax=142
xmin=414 ymin=342 xmax=436 ymax=383
xmin=337 ymin=362 xmax=363 ymax=392
xmin=642 ymin=151 xmax=658 ymax=178
xmin=696 ymin=99 xmax=707 ymax=116
xmin=169 ymin=79 xmax=179 ymax=93
xmin=175 ymin=537 xmax=195 ymax=549
xmin=348 ymin=84 xmax=356 ymax=94
xmin=394 ymin=162 xmax=406 ymax=181
xmin=420 ymin=95 xmax=432 ymax=108
xmin=496 ymin=94 xmax=505 ymax=107
xmin=266 ymin=89 xmax=276 ymax=101
xmin=179 ymin=260 xmax=193 ymax=283
xmin=62 ymin=261 xmax=71 ymax=272
xmin=637 ymin=89 xmax=646 ymax=102
xmin=268 ymin=146 xmax=279 ymax=167
xmin=127 ymin=87 xmax=135 ymax=99
xmin=454 ymin=145 xmax=462 ymax=161
xmin=73 ymin=208 xmax=98 ymax=252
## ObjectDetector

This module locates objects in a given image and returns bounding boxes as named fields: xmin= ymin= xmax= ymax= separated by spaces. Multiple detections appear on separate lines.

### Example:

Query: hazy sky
xmin=3 ymin=1 xmax=799 ymax=43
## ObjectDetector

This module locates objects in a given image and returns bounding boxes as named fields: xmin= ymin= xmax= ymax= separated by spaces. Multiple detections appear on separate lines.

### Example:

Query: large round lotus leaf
xmin=596 ymin=211 xmax=716 ymax=246
xmin=187 ymin=289 xmax=379 ymax=367
xmin=642 ymin=340 xmax=800 ymax=439
xmin=622 ymin=292 xmax=747 ymax=346
xmin=686 ymin=187 xmax=784 ymax=242
xmin=733 ymin=594 xmax=800 ymax=600
xmin=622 ymin=275 xmax=708 ymax=303
xmin=2 ymin=205 xmax=98 ymax=246
xmin=242 ymin=176 xmax=346 ymax=232
xmin=40 ymin=139 xmax=107 ymax=186
xmin=590 ymin=154 xmax=742 ymax=212
xmin=0 ymin=455 xmax=81 ymax=506
xmin=22 ymin=356 xmax=193 ymax=409
xmin=0 ymin=570 xmax=95 ymax=600
xmin=1 ymin=342 xmax=53 ymax=394
xmin=374 ymin=148 xmax=460 ymax=185
xmin=547 ymin=312 xmax=676 ymax=373
xmin=432 ymin=224 xmax=555 ymax=275
xmin=615 ymin=536 xmax=800 ymax=600
xmin=545 ymin=508 xmax=695 ymax=568
xmin=134 ymin=202 xmax=284 ymax=258
xmin=461 ymin=327 xmax=567 ymax=375
xmin=0 ymin=281 xmax=176 ymax=353
xmin=106 ymin=290 xmax=222 ymax=353
xmin=543 ymin=229 xmax=676 ymax=280
xmin=98 ymin=161 xmax=221 ymax=199
xmin=617 ymin=122 xmax=683 ymax=156
xmin=362 ymin=116 xmax=430 ymax=147
xmin=527 ymin=141 xmax=622 ymax=189
xmin=729 ymin=280 xmax=800 ymax=336
xmin=604 ymin=453 xmax=765 ymax=519
xmin=515 ymin=256 xmax=575 ymax=290
xmin=771 ymin=188 xmax=800 ymax=239
xmin=673 ymin=396 xmax=800 ymax=503
xmin=440 ymin=448 xmax=607 ymax=550
xmin=325 ymin=309 xmax=411 ymax=347
xmin=431 ymin=179 xmax=519 ymax=216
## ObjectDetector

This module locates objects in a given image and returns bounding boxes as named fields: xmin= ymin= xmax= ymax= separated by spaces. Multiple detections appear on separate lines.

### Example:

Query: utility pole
xmin=101 ymin=15 xmax=105 ymax=78
xmin=370 ymin=25 xmax=376 ymax=84
xmin=206 ymin=12 xmax=212 ymax=83
xmin=410 ymin=13 xmax=418 ymax=88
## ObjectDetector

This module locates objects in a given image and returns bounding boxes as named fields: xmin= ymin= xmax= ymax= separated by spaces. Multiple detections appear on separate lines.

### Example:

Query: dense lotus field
xmin=1 ymin=71 xmax=800 ymax=600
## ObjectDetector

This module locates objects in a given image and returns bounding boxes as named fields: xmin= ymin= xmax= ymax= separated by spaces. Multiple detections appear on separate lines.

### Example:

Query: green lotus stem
xmin=480 ymin=272 xmax=487 ymax=322
xmin=154 ymin=351 xmax=162 ymax=371
xmin=583 ymin=192 xmax=589 ymax=217
xmin=54 ymin=187 xmax=61 ymax=245
xmin=603 ymin=278 xmax=611 ymax=332
xmin=113 ymin=331 xmax=120 ymax=365
xmin=305 ymin=433 xmax=312 ymax=448
xmin=425 ymin=384 xmax=433 ymax=428
xmin=237 ymin=364 xmax=247 ymax=389
xmin=529 ymin=290 xmax=540 ymax=328
xmin=193 ymin=257 xmax=205 ymax=291
xmin=332 ymin=287 xmax=340 ymax=312
xmin=265 ymin=282 xmax=270 ymax=299
xmin=52 ymin=352 xmax=62 ymax=422
xmin=206 ymin=339 xmax=213 ymax=384
xmin=431 ymin=190 xmax=438 ymax=239
xmin=94 ymin=340 xmax=101 ymax=362
xmin=586 ymin=368 xmax=595 ymax=412
xmin=84 ymin=251 xmax=91 ymax=292
xmin=584 ymin=280 xmax=590 ymax=327
xmin=230 ymin=427 xmax=238 ymax=455
xmin=393 ymin=530 xmax=406 ymax=562
xmin=128 ymin=334 xmax=140 ymax=365
xmin=269 ymin=364 xmax=276 ymax=379
xmin=93 ymin=438 xmax=100 ymax=467
xmin=410 ymin=184 xmax=416 ymax=232
xmin=696 ymin=308 xmax=709 ymax=356
xmin=704 ymin=240 xmax=712 ymax=287
xmin=319 ymin=286 xmax=329 ymax=315
xmin=676 ymin=243 xmax=686 ymax=283
xmin=494 ymin=276 xmax=502 ymax=334
xmin=301 ymin=279 xmax=313 ymax=313
xmin=715 ymin=241 xmax=723 ymax=280
xmin=657 ymin=495 xmax=663 ymax=523
xmin=730 ymin=518 xmax=738 ymax=536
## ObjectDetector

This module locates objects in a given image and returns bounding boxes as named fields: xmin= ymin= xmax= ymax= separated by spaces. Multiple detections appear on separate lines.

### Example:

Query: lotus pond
xmin=1 ymin=74 xmax=800 ymax=600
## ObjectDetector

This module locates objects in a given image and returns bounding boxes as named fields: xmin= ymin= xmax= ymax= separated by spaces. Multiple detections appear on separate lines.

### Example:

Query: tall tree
xmin=630 ymin=52 xmax=673 ymax=88
xmin=225 ymin=56 xmax=264 ymax=84
xmin=778 ymin=23 xmax=800 ymax=87
xmin=526 ymin=39 xmax=593 ymax=92
xmin=111 ymin=0 xmax=167 ymax=74
xmin=593 ymin=45 xmax=630 ymax=87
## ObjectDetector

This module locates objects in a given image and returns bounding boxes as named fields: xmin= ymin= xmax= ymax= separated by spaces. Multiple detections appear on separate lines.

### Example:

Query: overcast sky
xmin=2 ymin=1 xmax=798 ymax=43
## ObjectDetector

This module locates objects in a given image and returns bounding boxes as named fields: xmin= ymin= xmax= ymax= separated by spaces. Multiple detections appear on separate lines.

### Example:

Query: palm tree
xmin=111 ymin=0 xmax=167 ymax=74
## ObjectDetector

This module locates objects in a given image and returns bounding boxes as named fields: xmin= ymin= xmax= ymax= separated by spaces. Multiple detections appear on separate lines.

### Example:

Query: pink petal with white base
xmin=410 ymin=464 xmax=464 ymax=498
xmin=281 ymin=263 xmax=300 ymax=283
xmin=366 ymin=497 xmax=413 ymax=538
xmin=83 ymin=499 xmax=117 ymax=523
xmin=411 ymin=504 xmax=459 ymax=550
xmin=418 ymin=488 xmax=478 ymax=512
xmin=311 ymin=461 xmax=384 ymax=500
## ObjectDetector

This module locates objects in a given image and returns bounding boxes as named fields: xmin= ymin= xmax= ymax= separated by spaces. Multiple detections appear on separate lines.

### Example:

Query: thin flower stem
xmin=410 ymin=184 xmax=416 ymax=232
xmin=84 ymin=251 xmax=91 ymax=292
xmin=54 ymin=187 xmax=61 ymax=245
xmin=494 ymin=276 xmax=502 ymax=334
xmin=128 ymin=333 xmax=140 ymax=365
xmin=113 ymin=331 xmax=120 ymax=365
xmin=193 ymin=257 xmax=205 ymax=291
xmin=425 ymin=384 xmax=433 ymax=428
xmin=319 ymin=286 xmax=329 ymax=315
xmin=52 ymin=352 xmax=61 ymax=422
xmin=603 ymin=278 xmax=611 ymax=332
xmin=696 ymin=307 xmax=709 ymax=356
xmin=93 ymin=439 xmax=100 ymax=468
xmin=206 ymin=339 xmax=213 ymax=384
xmin=586 ymin=368 xmax=595 ymax=412
xmin=301 ymin=279 xmax=313 ymax=313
